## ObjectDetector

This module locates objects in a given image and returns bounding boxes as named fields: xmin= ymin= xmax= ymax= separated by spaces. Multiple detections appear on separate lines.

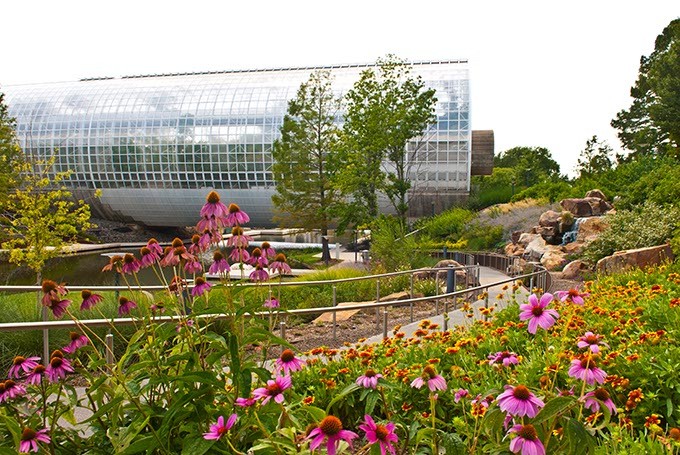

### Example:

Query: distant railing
xmin=0 ymin=263 xmax=550 ymax=364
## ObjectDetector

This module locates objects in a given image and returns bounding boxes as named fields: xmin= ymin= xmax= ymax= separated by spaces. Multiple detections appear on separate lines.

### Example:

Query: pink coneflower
xmin=555 ymin=288 xmax=589 ymax=305
xmin=252 ymin=375 xmax=292 ymax=405
xmin=488 ymin=351 xmax=520 ymax=367
xmin=196 ymin=215 xmax=220 ymax=233
xmin=184 ymin=259 xmax=203 ymax=274
xmin=209 ymin=251 xmax=230 ymax=274
xmin=227 ymin=226 xmax=252 ymax=248
xmin=80 ymin=289 xmax=103 ymax=310
xmin=264 ymin=297 xmax=280 ymax=308
xmin=26 ymin=365 xmax=46 ymax=385
xmin=307 ymin=415 xmax=358 ymax=455
xmin=583 ymin=388 xmax=617 ymax=415
xmin=118 ymin=297 xmax=138 ymax=316
xmin=229 ymin=247 xmax=251 ymax=264
xmin=200 ymin=191 xmax=229 ymax=219
xmin=45 ymin=352 xmax=74 ymax=382
xmin=519 ymin=293 xmax=559 ymax=334
xmin=356 ymin=369 xmax=382 ymax=389
xmin=171 ymin=246 xmax=194 ymax=265
xmin=101 ymin=255 xmax=123 ymax=273
xmin=203 ymin=414 xmax=237 ymax=440
xmin=198 ymin=229 xmax=218 ymax=249
xmin=454 ymin=388 xmax=469 ymax=403
xmin=261 ymin=241 xmax=276 ymax=259
xmin=62 ymin=332 xmax=89 ymax=354
xmin=169 ymin=276 xmax=187 ymax=294
xmin=139 ymin=247 xmax=160 ymax=268
xmin=41 ymin=280 xmax=67 ymax=306
xmin=249 ymin=248 xmax=269 ymax=268
xmin=46 ymin=298 xmax=71 ymax=319
xmin=508 ymin=424 xmax=545 ymax=455
xmin=9 ymin=356 xmax=40 ymax=379
xmin=191 ymin=277 xmax=212 ymax=297
xmin=270 ymin=253 xmax=292 ymax=275
xmin=226 ymin=203 xmax=250 ymax=226
xmin=0 ymin=379 xmax=27 ymax=402
xmin=568 ymin=357 xmax=607 ymax=385
xmin=188 ymin=235 xmax=203 ymax=255
xmin=411 ymin=365 xmax=447 ymax=392
xmin=577 ymin=332 xmax=608 ymax=354
xmin=359 ymin=415 xmax=398 ymax=455
xmin=19 ymin=428 xmax=51 ymax=453
xmin=146 ymin=238 xmax=163 ymax=256
xmin=276 ymin=349 xmax=306 ymax=374
xmin=497 ymin=384 xmax=545 ymax=418
xmin=249 ymin=264 xmax=269 ymax=282
xmin=235 ymin=397 xmax=257 ymax=407
xmin=159 ymin=247 xmax=176 ymax=267
xmin=121 ymin=253 xmax=141 ymax=274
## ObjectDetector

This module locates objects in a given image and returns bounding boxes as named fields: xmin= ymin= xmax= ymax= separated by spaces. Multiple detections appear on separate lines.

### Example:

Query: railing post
xmin=382 ymin=310 xmax=388 ymax=339
xmin=443 ymin=299 xmax=449 ymax=331
xmin=375 ymin=279 xmax=381 ymax=332
xmin=446 ymin=266 xmax=455 ymax=293
xmin=42 ymin=307 xmax=50 ymax=365
xmin=410 ymin=273 xmax=414 ymax=323
xmin=484 ymin=290 xmax=490 ymax=322
xmin=332 ymin=310 xmax=337 ymax=343
xmin=279 ymin=321 xmax=286 ymax=343
xmin=435 ymin=273 xmax=440 ymax=315
xmin=105 ymin=333 xmax=115 ymax=365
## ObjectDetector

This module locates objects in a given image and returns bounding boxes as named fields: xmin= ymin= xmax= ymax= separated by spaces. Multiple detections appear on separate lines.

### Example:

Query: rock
xmin=539 ymin=210 xmax=562 ymax=229
xmin=414 ymin=260 xmax=468 ymax=284
xmin=518 ymin=233 xmax=540 ymax=247
xmin=511 ymin=230 xmax=523 ymax=244
xmin=585 ymin=189 xmax=607 ymax=201
xmin=504 ymin=242 xmax=525 ymax=257
xmin=561 ymin=260 xmax=590 ymax=280
xmin=560 ymin=197 xmax=613 ymax=217
xmin=507 ymin=257 xmax=527 ymax=275
xmin=576 ymin=217 xmax=608 ymax=243
xmin=525 ymin=236 xmax=547 ymax=261
xmin=596 ymin=244 xmax=674 ymax=275
xmin=540 ymin=245 xmax=568 ymax=271
xmin=563 ymin=241 xmax=587 ymax=255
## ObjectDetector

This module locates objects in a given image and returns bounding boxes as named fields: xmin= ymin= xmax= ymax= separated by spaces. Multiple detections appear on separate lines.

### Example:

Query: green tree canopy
xmin=0 ymin=91 xmax=24 ymax=208
xmin=575 ymin=135 xmax=614 ymax=178
xmin=342 ymin=55 xmax=437 ymax=224
xmin=271 ymin=71 xmax=344 ymax=235
xmin=494 ymin=146 xmax=561 ymax=186
xmin=612 ymin=18 xmax=680 ymax=158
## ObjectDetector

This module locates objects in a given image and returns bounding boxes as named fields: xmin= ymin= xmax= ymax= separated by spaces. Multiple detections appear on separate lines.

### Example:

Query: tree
xmin=0 ymin=91 xmax=24 ymax=209
xmin=2 ymin=155 xmax=94 ymax=281
xmin=611 ymin=18 xmax=680 ymax=158
xmin=271 ymin=71 xmax=344 ymax=236
xmin=494 ymin=146 xmax=561 ymax=186
xmin=575 ymin=135 xmax=614 ymax=178
xmin=342 ymin=55 xmax=437 ymax=224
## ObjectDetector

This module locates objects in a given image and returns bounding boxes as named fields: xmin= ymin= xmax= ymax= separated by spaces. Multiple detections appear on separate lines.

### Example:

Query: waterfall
xmin=561 ymin=217 xmax=585 ymax=245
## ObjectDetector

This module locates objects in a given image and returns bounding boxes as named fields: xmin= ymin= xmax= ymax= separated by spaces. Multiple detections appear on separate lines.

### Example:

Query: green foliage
xmin=1 ymin=156 xmax=93 ymax=278
xmin=461 ymin=223 xmax=504 ymax=251
xmin=494 ymin=146 xmax=561 ymax=186
xmin=342 ymin=54 xmax=437 ymax=223
xmin=576 ymin=135 xmax=615 ymax=179
xmin=584 ymin=202 xmax=680 ymax=263
xmin=418 ymin=207 xmax=474 ymax=240
xmin=271 ymin=71 xmax=344 ymax=235
xmin=511 ymin=180 xmax=575 ymax=203
xmin=0 ymin=92 xmax=23 ymax=210
xmin=469 ymin=167 xmax=516 ymax=209
xmin=369 ymin=216 xmax=428 ymax=272
xmin=612 ymin=18 xmax=680 ymax=158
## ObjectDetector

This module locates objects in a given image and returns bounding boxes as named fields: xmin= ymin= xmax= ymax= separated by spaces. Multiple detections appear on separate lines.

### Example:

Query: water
xmin=0 ymin=230 xmax=334 ymax=286
xmin=561 ymin=217 xmax=585 ymax=245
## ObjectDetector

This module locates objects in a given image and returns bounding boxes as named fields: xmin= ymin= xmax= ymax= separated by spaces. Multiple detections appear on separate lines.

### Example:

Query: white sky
xmin=1 ymin=0 xmax=678 ymax=176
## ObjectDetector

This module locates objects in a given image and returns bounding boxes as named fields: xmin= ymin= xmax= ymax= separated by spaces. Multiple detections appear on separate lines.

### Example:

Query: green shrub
xmin=583 ymin=202 xmax=680 ymax=263
xmin=418 ymin=207 xmax=474 ymax=240
xmin=369 ymin=216 xmax=429 ymax=271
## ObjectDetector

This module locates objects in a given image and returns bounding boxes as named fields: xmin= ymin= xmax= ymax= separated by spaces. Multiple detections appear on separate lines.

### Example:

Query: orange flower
xmin=303 ymin=396 xmax=315 ymax=405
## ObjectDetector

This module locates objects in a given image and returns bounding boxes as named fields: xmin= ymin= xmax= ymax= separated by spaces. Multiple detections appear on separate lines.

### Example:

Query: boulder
xmin=563 ymin=241 xmax=587 ymax=255
xmin=561 ymin=260 xmax=590 ymax=280
xmin=518 ymin=232 xmax=540 ymax=247
xmin=576 ymin=217 xmax=608 ymax=243
xmin=525 ymin=236 xmax=548 ymax=261
xmin=596 ymin=244 xmax=674 ymax=275
xmin=412 ymin=260 xmax=468 ymax=284
xmin=540 ymin=245 xmax=568 ymax=271
xmin=504 ymin=242 xmax=525 ymax=257
xmin=511 ymin=230 xmax=523 ymax=244
xmin=585 ymin=189 xmax=607 ymax=201
xmin=560 ymin=197 xmax=613 ymax=217
xmin=507 ymin=257 xmax=528 ymax=276
xmin=539 ymin=210 xmax=562 ymax=229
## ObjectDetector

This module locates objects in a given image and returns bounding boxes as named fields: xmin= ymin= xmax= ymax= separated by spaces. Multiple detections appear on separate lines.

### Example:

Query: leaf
xmin=532 ymin=396 xmax=576 ymax=424
xmin=563 ymin=417 xmax=596 ymax=454
xmin=120 ymin=435 xmax=158 ymax=454
xmin=325 ymin=383 xmax=360 ymax=413
xmin=440 ymin=432 xmax=467 ymax=455
xmin=304 ymin=405 xmax=326 ymax=422
xmin=365 ymin=391 xmax=380 ymax=416
xmin=181 ymin=437 xmax=215 ymax=455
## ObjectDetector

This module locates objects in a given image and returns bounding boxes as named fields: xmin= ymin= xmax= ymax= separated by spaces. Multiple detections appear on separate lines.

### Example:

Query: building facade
xmin=4 ymin=60 xmax=491 ymax=227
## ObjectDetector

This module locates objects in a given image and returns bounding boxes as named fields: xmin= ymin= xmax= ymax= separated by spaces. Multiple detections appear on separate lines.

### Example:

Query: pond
xmin=0 ymin=230 xmax=331 ymax=286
